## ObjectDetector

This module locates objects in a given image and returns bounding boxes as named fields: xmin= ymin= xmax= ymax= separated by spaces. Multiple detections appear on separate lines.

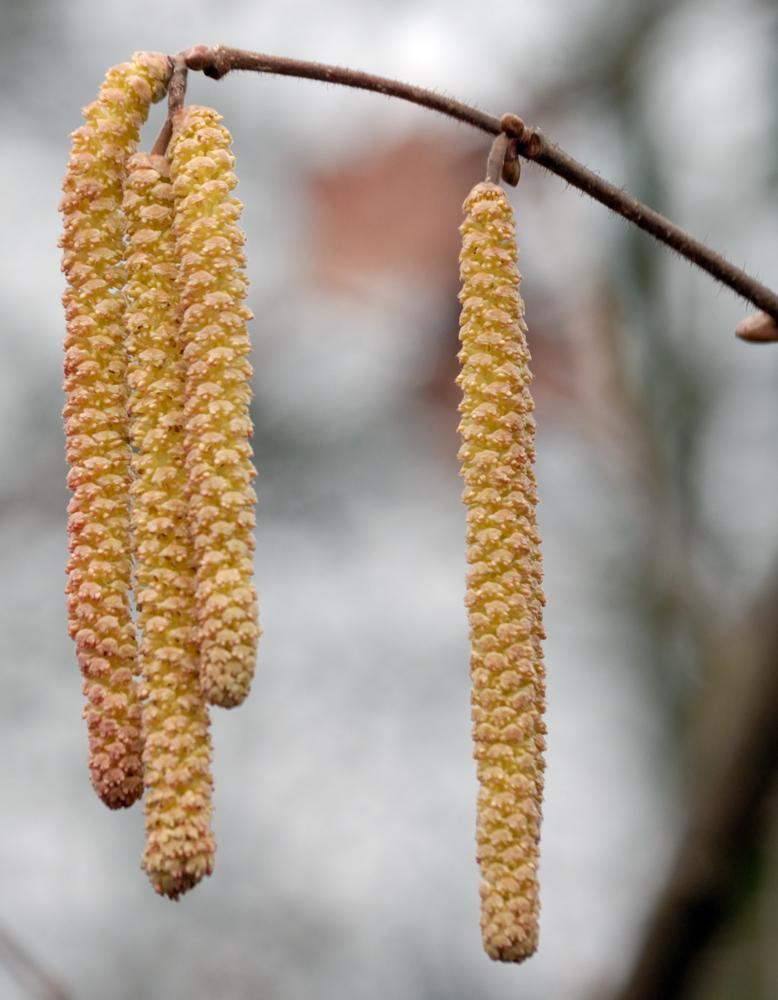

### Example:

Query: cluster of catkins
xmin=60 ymin=52 xmax=260 ymax=900
xmin=59 ymin=50 xmax=546 ymax=959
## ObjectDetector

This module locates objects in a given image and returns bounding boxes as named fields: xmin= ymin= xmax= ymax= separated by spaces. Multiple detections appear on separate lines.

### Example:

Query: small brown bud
xmin=523 ymin=129 xmax=543 ymax=158
xmin=183 ymin=45 xmax=215 ymax=72
xmin=500 ymin=114 xmax=526 ymax=141
xmin=735 ymin=311 xmax=778 ymax=343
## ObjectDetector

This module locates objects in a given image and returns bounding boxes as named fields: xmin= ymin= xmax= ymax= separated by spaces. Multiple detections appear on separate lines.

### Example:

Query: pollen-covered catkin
xmin=168 ymin=106 xmax=260 ymax=708
xmin=59 ymin=52 xmax=170 ymax=809
xmin=457 ymin=182 xmax=547 ymax=962
xmin=124 ymin=153 xmax=215 ymax=898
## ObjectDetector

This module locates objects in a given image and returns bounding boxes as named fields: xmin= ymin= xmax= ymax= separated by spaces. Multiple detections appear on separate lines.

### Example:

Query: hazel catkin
xmin=168 ymin=106 xmax=260 ymax=709
xmin=60 ymin=52 xmax=170 ymax=809
xmin=457 ymin=181 xmax=547 ymax=962
xmin=124 ymin=152 xmax=216 ymax=898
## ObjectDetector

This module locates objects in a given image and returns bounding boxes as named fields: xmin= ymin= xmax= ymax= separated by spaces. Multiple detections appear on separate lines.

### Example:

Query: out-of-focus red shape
xmin=305 ymin=131 xmax=577 ymax=425
xmin=308 ymin=134 xmax=484 ymax=295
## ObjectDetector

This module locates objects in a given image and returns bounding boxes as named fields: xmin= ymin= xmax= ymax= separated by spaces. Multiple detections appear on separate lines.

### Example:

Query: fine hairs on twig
xmin=142 ymin=44 xmax=778 ymax=332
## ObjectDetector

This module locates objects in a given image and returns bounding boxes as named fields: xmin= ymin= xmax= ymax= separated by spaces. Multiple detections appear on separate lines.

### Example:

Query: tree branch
xmin=160 ymin=44 xmax=778 ymax=329
xmin=613 ymin=579 xmax=778 ymax=1000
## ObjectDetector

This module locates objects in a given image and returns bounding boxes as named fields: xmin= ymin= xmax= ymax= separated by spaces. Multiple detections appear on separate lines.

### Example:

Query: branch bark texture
xmin=162 ymin=44 xmax=778 ymax=327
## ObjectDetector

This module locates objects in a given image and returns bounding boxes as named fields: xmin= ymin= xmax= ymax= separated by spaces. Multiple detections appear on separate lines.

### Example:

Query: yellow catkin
xmin=168 ymin=106 xmax=260 ymax=708
xmin=457 ymin=181 xmax=547 ymax=962
xmin=124 ymin=152 xmax=216 ymax=898
xmin=60 ymin=52 xmax=170 ymax=809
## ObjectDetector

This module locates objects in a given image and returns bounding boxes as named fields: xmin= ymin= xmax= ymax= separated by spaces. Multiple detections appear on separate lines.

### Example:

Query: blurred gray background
xmin=2 ymin=0 xmax=778 ymax=998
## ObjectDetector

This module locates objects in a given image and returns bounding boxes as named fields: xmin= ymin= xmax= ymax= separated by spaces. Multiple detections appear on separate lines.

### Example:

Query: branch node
xmin=521 ymin=127 xmax=543 ymax=159
xmin=158 ymin=45 xmax=778 ymax=322
xmin=181 ymin=45 xmax=216 ymax=73
xmin=500 ymin=113 xmax=527 ymax=142
xmin=205 ymin=44 xmax=230 ymax=79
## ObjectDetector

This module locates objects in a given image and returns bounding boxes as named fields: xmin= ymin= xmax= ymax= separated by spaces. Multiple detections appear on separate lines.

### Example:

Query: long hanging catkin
xmin=60 ymin=52 xmax=170 ymax=809
xmin=124 ymin=152 xmax=216 ymax=898
xmin=168 ymin=106 xmax=260 ymax=708
xmin=457 ymin=181 xmax=547 ymax=962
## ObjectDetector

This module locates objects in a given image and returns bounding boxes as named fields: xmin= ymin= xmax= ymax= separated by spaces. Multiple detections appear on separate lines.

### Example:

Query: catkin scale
xmin=60 ymin=52 xmax=170 ymax=809
xmin=168 ymin=107 xmax=260 ymax=708
xmin=124 ymin=153 xmax=216 ymax=898
xmin=457 ymin=182 xmax=547 ymax=962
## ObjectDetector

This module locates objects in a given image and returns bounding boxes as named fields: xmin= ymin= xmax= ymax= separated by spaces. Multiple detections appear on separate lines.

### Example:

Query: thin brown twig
xmin=161 ymin=44 xmax=778 ymax=329
xmin=150 ymin=54 xmax=188 ymax=157
xmin=612 ymin=579 xmax=778 ymax=1000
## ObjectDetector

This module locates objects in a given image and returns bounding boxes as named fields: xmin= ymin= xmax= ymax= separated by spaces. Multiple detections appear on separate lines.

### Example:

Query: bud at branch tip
xmin=735 ymin=311 xmax=778 ymax=343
